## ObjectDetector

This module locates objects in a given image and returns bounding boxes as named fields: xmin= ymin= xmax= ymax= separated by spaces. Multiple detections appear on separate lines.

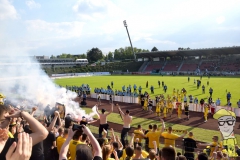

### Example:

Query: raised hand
xmin=6 ymin=133 xmax=32 ymax=160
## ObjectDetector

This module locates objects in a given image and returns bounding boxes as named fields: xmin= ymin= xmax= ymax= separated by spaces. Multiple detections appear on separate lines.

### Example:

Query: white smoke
xmin=0 ymin=55 xmax=95 ymax=121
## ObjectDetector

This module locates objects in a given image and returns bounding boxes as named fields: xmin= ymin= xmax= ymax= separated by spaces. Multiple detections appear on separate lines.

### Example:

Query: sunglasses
xmin=218 ymin=120 xmax=235 ymax=126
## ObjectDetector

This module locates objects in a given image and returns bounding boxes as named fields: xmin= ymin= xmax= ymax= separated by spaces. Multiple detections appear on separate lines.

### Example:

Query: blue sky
xmin=0 ymin=0 xmax=240 ymax=56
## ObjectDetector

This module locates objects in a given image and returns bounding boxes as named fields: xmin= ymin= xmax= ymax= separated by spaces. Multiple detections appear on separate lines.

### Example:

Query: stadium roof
xmin=136 ymin=46 xmax=240 ymax=58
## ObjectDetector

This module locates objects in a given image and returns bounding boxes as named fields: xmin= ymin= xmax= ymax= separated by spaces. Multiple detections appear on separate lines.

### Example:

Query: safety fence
xmin=90 ymin=93 xmax=240 ymax=117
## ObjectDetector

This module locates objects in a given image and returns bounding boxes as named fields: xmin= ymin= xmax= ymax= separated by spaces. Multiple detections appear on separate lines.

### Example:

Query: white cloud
xmin=0 ymin=0 xmax=17 ymax=20
xmin=216 ymin=16 xmax=225 ymax=24
xmin=26 ymin=0 xmax=41 ymax=9
xmin=25 ymin=20 xmax=85 ymax=39
xmin=73 ymin=0 xmax=125 ymax=21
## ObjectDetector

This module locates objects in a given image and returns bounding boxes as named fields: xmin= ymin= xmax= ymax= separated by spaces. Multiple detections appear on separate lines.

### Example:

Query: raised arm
xmin=116 ymin=136 xmax=123 ymax=150
xmin=117 ymin=105 xmax=125 ymax=117
xmin=106 ymin=104 xmax=113 ymax=116
xmin=87 ymin=118 xmax=99 ymax=124
xmin=129 ymin=133 xmax=135 ymax=147
xmin=160 ymin=118 xmax=165 ymax=133
xmin=110 ymin=128 xmax=116 ymax=142
xmin=82 ymin=125 xmax=102 ymax=158
xmin=96 ymin=105 xmax=100 ymax=115
xmin=47 ymin=111 xmax=59 ymax=132
xmin=31 ymin=107 xmax=37 ymax=116
xmin=179 ymin=130 xmax=188 ymax=138
xmin=6 ymin=110 xmax=48 ymax=146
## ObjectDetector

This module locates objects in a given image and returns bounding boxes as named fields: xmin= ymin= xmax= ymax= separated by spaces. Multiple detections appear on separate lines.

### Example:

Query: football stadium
xmin=1 ymin=46 xmax=240 ymax=160
xmin=1 ymin=1 xmax=240 ymax=160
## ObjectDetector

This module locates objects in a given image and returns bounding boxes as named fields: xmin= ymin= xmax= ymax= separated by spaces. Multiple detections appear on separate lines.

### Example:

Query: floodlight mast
xmin=123 ymin=20 xmax=136 ymax=61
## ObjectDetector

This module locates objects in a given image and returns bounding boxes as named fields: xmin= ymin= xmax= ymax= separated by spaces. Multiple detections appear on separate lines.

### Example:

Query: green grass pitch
xmin=54 ymin=75 xmax=240 ymax=107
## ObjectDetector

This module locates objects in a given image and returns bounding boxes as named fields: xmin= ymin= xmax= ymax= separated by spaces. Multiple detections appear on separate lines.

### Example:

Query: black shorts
xmin=185 ymin=112 xmax=189 ymax=116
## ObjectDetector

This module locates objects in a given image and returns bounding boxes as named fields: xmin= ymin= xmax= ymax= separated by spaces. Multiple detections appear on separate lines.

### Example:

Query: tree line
xmin=51 ymin=46 xmax=151 ymax=63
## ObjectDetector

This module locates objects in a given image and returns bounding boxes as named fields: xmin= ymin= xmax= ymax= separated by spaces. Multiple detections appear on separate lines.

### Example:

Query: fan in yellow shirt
xmin=161 ymin=126 xmax=188 ymax=147
xmin=56 ymin=128 xmax=68 ymax=153
xmin=69 ymin=131 xmax=87 ymax=160
xmin=120 ymin=147 xmax=149 ymax=160
xmin=133 ymin=125 xmax=144 ymax=147
xmin=143 ymin=119 xmax=165 ymax=150
xmin=198 ymin=135 xmax=222 ymax=157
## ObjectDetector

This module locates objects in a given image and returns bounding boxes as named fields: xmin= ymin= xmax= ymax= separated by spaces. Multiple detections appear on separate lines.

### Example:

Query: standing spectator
xmin=226 ymin=92 xmax=231 ymax=103
xmin=144 ymin=125 xmax=153 ymax=152
xmin=197 ymin=153 xmax=208 ymax=160
xmin=216 ymin=98 xmax=221 ymax=106
xmin=69 ymin=130 xmax=86 ymax=160
xmin=161 ymin=147 xmax=176 ymax=160
xmin=117 ymin=105 xmax=132 ymax=147
xmin=44 ymin=111 xmax=62 ymax=160
xmin=133 ymin=125 xmax=144 ymax=148
xmin=56 ymin=128 xmax=68 ymax=154
xmin=0 ymin=104 xmax=48 ymax=160
xmin=96 ymin=104 xmax=113 ymax=138
xmin=144 ymin=119 xmax=165 ymax=152
xmin=161 ymin=126 xmax=187 ymax=147
xmin=198 ymin=136 xmax=222 ymax=157
xmin=209 ymin=87 xmax=213 ymax=97
xmin=183 ymin=132 xmax=197 ymax=160
xmin=158 ymin=80 xmax=160 ymax=88
xmin=146 ymin=81 xmax=148 ymax=88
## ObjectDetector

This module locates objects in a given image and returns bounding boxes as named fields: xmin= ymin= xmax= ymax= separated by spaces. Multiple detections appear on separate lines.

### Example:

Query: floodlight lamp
xmin=123 ymin=20 xmax=127 ymax=27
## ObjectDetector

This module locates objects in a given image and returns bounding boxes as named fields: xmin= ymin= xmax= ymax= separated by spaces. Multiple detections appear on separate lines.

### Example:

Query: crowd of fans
xmin=1 ymin=92 xmax=240 ymax=160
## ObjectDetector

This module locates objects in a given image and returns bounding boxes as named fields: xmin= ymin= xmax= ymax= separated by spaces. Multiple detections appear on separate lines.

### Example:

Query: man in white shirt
xmin=117 ymin=104 xmax=132 ymax=147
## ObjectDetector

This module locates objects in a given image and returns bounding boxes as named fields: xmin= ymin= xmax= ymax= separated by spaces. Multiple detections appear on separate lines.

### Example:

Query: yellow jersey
xmin=69 ymin=140 xmax=85 ymax=160
xmin=145 ymin=131 xmax=161 ymax=148
xmin=161 ymin=132 xmax=179 ymax=147
xmin=134 ymin=129 xmax=144 ymax=143
xmin=210 ymin=141 xmax=222 ymax=157
xmin=56 ymin=136 xmax=66 ymax=153
xmin=120 ymin=149 xmax=149 ymax=160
